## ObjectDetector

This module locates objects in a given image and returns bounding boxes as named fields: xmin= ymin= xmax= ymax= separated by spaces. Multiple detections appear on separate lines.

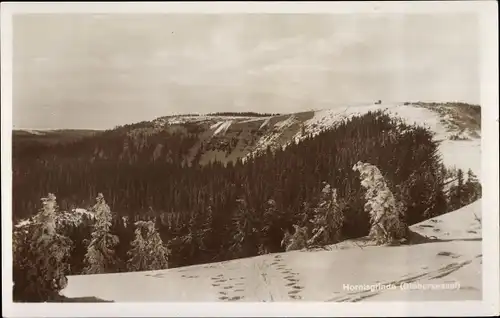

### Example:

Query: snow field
xmin=61 ymin=200 xmax=482 ymax=302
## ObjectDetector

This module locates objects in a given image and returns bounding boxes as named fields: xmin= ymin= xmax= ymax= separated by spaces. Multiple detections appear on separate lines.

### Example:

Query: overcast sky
xmin=13 ymin=13 xmax=479 ymax=130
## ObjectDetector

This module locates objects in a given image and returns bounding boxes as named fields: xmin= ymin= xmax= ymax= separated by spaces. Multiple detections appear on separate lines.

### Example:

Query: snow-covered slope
xmin=143 ymin=102 xmax=481 ymax=176
xmin=61 ymin=200 xmax=482 ymax=302
xmin=213 ymin=120 xmax=233 ymax=136
xmin=19 ymin=129 xmax=46 ymax=135
xmin=274 ymin=102 xmax=480 ymax=180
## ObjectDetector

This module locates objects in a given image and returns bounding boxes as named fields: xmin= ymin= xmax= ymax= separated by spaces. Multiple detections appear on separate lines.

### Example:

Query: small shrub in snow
xmin=283 ymin=225 xmax=308 ymax=251
xmin=449 ymin=133 xmax=469 ymax=141
xmin=353 ymin=161 xmax=407 ymax=245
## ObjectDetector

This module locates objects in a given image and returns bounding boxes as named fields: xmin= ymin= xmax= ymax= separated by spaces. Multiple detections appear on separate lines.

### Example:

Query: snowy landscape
xmin=7 ymin=11 xmax=489 ymax=309
xmin=12 ymin=101 xmax=483 ymax=303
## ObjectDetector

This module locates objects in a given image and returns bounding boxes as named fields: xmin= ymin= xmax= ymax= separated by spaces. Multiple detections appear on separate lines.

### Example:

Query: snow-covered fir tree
xmin=13 ymin=193 xmax=73 ymax=301
xmin=308 ymin=183 xmax=345 ymax=246
xmin=83 ymin=193 xmax=119 ymax=274
xmin=127 ymin=220 xmax=169 ymax=271
xmin=353 ymin=161 xmax=407 ymax=245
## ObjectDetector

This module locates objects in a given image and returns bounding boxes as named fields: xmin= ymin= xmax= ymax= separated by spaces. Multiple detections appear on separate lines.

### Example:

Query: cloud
xmin=13 ymin=13 xmax=479 ymax=129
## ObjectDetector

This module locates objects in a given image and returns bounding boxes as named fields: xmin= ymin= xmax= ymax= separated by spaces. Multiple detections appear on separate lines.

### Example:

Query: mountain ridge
xmin=13 ymin=101 xmax=481 ymax=174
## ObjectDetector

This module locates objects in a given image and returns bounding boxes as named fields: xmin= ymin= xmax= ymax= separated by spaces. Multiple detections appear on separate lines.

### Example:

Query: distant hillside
xmin=11 ymin=102 xmax=481 ymax=168
xmin=13 ymin=129 xmax=100 ymax=143
xmin=13 ymin=129 xmax=101 ymax=158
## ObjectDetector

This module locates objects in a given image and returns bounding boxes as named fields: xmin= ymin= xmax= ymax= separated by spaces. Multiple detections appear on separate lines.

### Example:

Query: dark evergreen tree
xmin=308 ymin=183 xmax=345 ymax=246
xmin=260 ymin=199 xmax=286 ymax=254
xmin=449 ymin=169 xmax=467 ymax=211
xmin=230 ymin=198 xmax=259 ymax=258
xmin=465 ymin=169 xmax=482 ymax=203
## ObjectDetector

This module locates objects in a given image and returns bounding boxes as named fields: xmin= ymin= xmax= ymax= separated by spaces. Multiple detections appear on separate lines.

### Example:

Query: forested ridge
xmin=12 ymin=110 xmax=481 ymax=302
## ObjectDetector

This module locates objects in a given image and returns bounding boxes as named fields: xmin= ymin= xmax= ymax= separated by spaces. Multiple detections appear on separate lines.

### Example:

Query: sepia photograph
xmin=2 ymin=1 xmax=499 ymax=317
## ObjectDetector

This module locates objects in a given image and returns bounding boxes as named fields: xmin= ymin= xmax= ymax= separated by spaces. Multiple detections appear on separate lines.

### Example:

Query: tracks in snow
xmin=209 ymin=271 xmax=247 ymax=302
xmin=268 ymin=254 xmax=305 ymax=300
xmin=204 ymin=253 xmax=307 ymax=301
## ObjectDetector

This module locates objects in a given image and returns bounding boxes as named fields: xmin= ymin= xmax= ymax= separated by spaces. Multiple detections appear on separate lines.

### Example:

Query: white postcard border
xmin=2 ymin=2 xmax=498 ymax=317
